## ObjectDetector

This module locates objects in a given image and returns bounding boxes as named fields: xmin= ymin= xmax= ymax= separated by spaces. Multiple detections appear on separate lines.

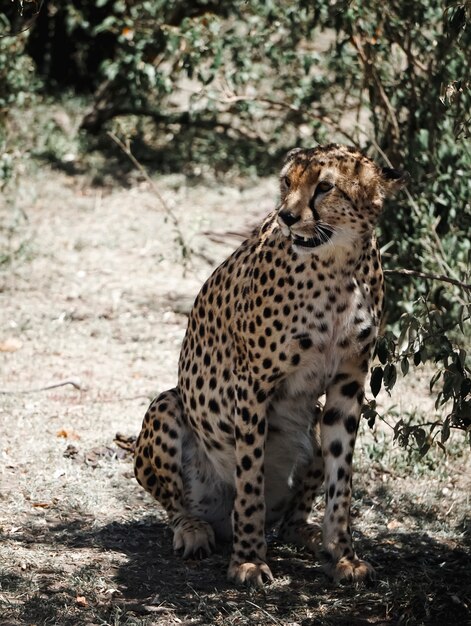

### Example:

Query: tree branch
xmin=214 ymin=92 xmax=359 ymax=146
xmin=384 ymin=268 xmax=471 ymax=291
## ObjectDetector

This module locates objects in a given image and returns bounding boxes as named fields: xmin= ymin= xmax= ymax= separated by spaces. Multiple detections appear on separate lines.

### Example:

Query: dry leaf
xmin=0 ymin=338 xmax=23 ymax=352
xmin=84 ymin=445 xmax=117 ymax=467
xmin=56 ymin=429 xmax=81 ymax=440
xmin=387 ymin=519 xmax=401 ymax=530
xmin=121 ymin=26 xmax=134 ymax=40
xmin=114 ymin=432 xmax=136 ymax=453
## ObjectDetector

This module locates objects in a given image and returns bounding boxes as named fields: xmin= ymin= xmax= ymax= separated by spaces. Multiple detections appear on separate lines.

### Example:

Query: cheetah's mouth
xmin=292 ymin=226 xmax=334 ymax=248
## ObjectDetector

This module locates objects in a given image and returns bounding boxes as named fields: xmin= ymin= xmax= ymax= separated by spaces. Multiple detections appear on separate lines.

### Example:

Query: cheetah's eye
xmin=283 ymin=176 xmax=291 ymax=188
xmin=317 ymin=181 xmax=333 ymax=193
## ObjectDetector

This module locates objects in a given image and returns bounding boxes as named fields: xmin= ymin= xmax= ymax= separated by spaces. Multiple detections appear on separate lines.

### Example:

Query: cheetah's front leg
xmin=226 ymin=376 xmax=273 ymax=587
xmin=321 ymin=368 xmax=375 ymax=583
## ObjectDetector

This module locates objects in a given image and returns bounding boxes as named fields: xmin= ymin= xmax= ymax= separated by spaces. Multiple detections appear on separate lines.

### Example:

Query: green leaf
xmin=429 ymin=370 xmax=442 ymax=391
xmin=430 ymin=309 xmax=444 ymax=329
xmin=458 ymin=304 xmax=466 ymax=334
xmin=370 ymin=366 xmax=383 ymax=398
xmin=383 ymin=363 xmax=397 ymax=392
xmin=461 ymin=377 xmax=471 ymax=399
xmin=419 ymin=442 xmax=431 ymax=457
xmin=458 ymin=349 xmax=467 ymax=371
xmin=413 ymin=428 xmax=426 ymax=448
xmin=401 ymin=357 xmax=409 ymax=376
xmin=376 ymin=336 xmax=389 ymax=365
xmin=441 ymin=418 xmax=450 ymax=444
xmin=397 ymin=315 xmax=411 ymax=352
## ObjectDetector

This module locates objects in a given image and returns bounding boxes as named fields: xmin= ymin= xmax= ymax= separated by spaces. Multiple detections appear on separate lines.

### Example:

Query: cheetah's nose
xmin=279 ymin=210 xmax=300 ymax=227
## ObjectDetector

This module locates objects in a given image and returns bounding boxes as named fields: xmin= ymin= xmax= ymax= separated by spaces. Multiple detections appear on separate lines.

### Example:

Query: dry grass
xmin=0 ymin=163 xmax=470 ymax=626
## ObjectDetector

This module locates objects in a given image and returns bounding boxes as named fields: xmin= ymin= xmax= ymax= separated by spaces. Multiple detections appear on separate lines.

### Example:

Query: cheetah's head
xmin=277 ymin=144 xmax=408 ymax=254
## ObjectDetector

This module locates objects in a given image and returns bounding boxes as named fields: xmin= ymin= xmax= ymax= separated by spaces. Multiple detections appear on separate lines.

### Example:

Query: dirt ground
xmin=1 ymin=163 xmax=470 ymax=626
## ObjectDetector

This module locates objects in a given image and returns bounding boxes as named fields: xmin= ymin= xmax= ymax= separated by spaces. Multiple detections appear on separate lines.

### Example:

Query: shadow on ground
xmin=1 ymin=509 xmax=470 ymax=626
xmin=36 ymin=124 xmax=287 ymax=188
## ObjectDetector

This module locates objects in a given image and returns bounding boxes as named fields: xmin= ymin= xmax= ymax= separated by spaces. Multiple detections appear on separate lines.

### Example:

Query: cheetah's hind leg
xmin=278 ymin=421 xmax=324 ymax=553
xmin=134 ymin=388 xmax=216 ymax=559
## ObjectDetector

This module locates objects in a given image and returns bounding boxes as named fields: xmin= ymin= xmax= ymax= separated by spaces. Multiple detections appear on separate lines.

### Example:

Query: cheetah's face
xmin=277 ymin=144 xmax=408 ymax=254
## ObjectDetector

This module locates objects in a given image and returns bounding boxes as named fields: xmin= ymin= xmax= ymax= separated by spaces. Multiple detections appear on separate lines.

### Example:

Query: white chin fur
xmin=291 ymin=242 xmax=317 ymax=255
xmin=278 ymin=221 xmax=290 ymax=237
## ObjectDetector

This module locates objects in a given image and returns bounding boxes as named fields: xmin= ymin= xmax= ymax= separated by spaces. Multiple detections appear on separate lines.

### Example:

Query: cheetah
xmin=134 ymin=144 xmax=407 ymax=587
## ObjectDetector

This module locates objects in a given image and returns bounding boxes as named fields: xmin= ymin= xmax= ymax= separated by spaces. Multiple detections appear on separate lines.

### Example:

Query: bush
xmin=324 ymin=1 xmax=471 ymax=448
xmin=0 ymin=2 xmax=40 ymax=189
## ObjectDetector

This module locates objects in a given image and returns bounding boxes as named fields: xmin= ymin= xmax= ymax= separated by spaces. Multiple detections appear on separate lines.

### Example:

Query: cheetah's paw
xmin=227 ymin=561 xmax=274 ymax=588
xmin=325 ymin=556 xmax=375 ymax=584
xmin=279 ymin=521 xmax=322 ymax=552
xmin=173 ymin=518 xmax=216 ymax=559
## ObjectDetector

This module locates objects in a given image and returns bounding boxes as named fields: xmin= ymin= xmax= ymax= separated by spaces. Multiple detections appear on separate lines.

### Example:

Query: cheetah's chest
xmin=264 ymin=285 xmax=374 ymax=396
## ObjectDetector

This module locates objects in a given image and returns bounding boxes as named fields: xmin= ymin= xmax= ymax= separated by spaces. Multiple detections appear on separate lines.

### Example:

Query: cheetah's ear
xmin=284 ymin=147 xmax=303 ymax=162
xmin=380 ymin=167 xmax=410 ymax=195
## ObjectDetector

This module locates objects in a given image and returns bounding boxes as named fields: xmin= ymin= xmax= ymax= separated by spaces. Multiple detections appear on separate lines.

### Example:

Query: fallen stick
xmin=0 ymin=379 xmax=84 ymax=395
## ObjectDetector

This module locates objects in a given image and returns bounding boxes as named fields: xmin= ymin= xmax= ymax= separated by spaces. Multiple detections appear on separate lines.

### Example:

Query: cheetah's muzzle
xmin=292 ymin=225 xmax=334 ymax=248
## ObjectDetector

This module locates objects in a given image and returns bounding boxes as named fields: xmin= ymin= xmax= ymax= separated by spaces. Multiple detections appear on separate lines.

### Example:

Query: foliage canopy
xmin=1 ymin=0 xmax=470 ymax=449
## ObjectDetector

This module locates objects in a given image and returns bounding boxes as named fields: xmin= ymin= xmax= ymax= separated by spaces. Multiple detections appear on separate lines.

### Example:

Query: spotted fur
xmin=134 ymin=144 xmax=407 ymax=587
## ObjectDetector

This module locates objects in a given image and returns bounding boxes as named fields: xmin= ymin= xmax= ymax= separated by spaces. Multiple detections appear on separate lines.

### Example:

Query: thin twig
xmin=107 ymin=131 xmax=191 ymax=265
xmin=85 ymin=394 xmax=152 ymax=404
xmin=384 ymin=268 xmax=471 ymax=290
xmin=350 ymin=35 xmax=400 ymax=142
xmin=0 ymin=380 xmax=83 ymax=395
xmin=428 ymin=221 xmax=462 ymax=282
xmin=107 ymin=131 xmax=178 ymax=228
xmin=245 ymin=600 xmax=282 ymax=625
